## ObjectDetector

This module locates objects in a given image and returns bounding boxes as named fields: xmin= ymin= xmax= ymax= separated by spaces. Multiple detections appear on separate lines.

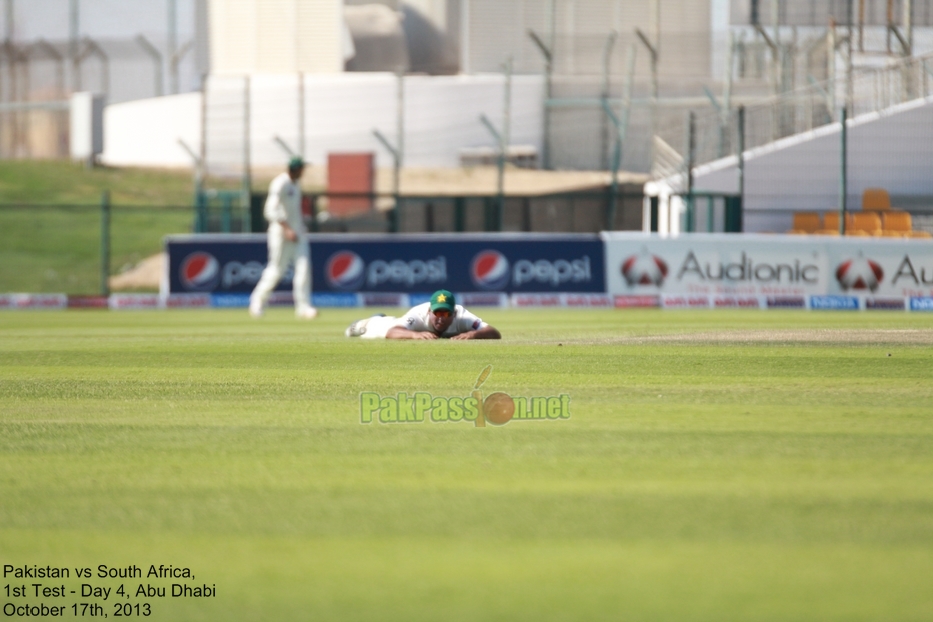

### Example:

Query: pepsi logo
xmin=326 ymin=251 xmax=365 ymax=290
xmin=180 ymin=252 xmax=220 ymax=291
xmin=621 ymin=252 xmax=668 ymax=287
xmin=471 ymin=251 xmax=511 ymax=290
xmin=836 ymin=257 xmax=883 ymax=292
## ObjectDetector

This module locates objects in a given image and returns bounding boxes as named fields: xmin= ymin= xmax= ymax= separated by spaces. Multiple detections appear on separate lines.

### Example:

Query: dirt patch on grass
xmin=109 ymin=253 xmax=163 ymax=291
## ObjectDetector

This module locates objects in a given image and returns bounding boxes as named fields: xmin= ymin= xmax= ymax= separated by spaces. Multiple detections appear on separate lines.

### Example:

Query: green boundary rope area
xmin=2 ymin=309 xmax=932 ymax=621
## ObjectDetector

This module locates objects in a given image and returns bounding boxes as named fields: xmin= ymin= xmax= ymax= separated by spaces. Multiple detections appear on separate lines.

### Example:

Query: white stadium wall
xmin=102 ymin=73 xmax=543 ymax=170
xmin=102 ymin=93 xmax=203 ymax=168
xmin=690 ymin=97 xmax=933 ymax=233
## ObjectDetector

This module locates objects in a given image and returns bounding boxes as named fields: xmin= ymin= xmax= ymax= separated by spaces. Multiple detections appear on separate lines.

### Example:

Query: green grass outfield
xmin=2 ymin=309 xmax=932 ymax=621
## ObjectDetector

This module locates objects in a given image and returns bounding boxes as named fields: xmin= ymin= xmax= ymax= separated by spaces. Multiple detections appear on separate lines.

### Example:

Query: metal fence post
xmin=242 ymin=75 xmax=251 ymax=217
xmin=100 ymin=190 xmax=110 ymax=296
xmin=839 ymin=106 xmax=848 ymax=235
xmin=527 ymin=30 xmax=553 ymax=169
xmin=686 ymin=111 xmax=696 ymax=233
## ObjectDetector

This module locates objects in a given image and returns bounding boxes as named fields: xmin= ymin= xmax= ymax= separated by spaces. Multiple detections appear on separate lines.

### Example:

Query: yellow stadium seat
xmin=850 ymin=211 xmax=882 ymax=235
xmin=878 ymin=230 xmax=906 ymax=238
xmin=813 ymin=229 xmax=840 ymax=236
xmin=787 ymin=212 xmax=822 ymax=234
xmin=907 ymin=231 xmax=932 ymax=239
xmin=823 ymin=212 xmax=855 ymax=231
xmin=862 ymin=188 xmax=892 ymax=211
xmin=882 ymin=211 xmax=912 ymax=233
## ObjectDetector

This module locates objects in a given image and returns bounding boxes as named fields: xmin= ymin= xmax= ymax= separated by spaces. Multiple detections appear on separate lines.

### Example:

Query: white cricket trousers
xmin=250 ymin=228 xmax=312 ymax=313
xmin=359 ymin=316 xmax=401 ymax=339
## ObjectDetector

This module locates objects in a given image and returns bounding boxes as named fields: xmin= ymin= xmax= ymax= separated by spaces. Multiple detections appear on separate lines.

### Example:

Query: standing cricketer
xmin=345 ymin=289 xmax=501 ymax=340
xmin=249 ymin=156 xmax=318 ymax=319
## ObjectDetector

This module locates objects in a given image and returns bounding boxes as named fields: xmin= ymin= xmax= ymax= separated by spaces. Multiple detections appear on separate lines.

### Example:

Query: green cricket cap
xmin=288 ymin=156 xmax=305 ymax=170
xmin=430 ymin=289 xmax=455 ymax=313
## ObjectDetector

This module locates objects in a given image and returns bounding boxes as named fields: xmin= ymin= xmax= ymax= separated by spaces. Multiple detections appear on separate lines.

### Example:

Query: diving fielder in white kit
xmin=345 ymin=290 xmax=501 ymax=340
xmin=249 ymin=157 xmax=318 ymax=319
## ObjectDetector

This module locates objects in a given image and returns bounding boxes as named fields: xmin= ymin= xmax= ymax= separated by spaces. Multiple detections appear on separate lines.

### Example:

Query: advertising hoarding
xmin=603 ymin=233 xmax=933 ymax=309
xmin=165 ymin=234 xmax=606 ymax=297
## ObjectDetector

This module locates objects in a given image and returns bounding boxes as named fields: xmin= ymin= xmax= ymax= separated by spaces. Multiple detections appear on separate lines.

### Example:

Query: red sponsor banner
xmin=67 ymin=296 xmax=109 ymax=309
xmin=613 ymin=295 xmax=661 ymax=308
xmin=713 ymin=296 xmax=762 ymax=309
xmin=661 ymin=295 xmax=711 ymax=309
xmin=109 ymin=294 xmax=161 ymax=310
xmin=510 ymin=294 xmax=563 ymax=307
xmin=0 ymin=294 xmax=68 ymax=310
xmin=565 ymin=294 xmax=611 ymax=307
xmin=165 ymin=294 xmax=212 ymax=309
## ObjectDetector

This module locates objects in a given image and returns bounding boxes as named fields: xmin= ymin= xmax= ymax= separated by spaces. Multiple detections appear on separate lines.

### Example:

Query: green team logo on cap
xmin=430 ymin=289 xmax=455 ymax=313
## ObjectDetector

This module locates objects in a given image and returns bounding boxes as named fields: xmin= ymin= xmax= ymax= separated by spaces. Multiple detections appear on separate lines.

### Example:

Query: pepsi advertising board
xmin=165 ymin=233 xmax=605 ymax=296
xmin=167 ymin=236 xmax=274 ymax=294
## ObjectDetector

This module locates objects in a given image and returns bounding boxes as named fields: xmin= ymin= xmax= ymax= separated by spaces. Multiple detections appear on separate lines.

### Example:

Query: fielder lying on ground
xmin=344 ymin=289 xmax=501 ymax=340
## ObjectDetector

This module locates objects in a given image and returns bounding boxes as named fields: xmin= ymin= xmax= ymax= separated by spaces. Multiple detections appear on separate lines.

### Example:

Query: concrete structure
xmin=100 ymin=73 xmax=543 ymax=170
xmin=208 ymin=0 xmax=352 ymax=74
xmin=648 ymin=96 xmax=933 ymax=234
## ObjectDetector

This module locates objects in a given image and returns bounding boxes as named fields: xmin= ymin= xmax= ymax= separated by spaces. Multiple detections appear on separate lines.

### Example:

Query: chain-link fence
xmin=0 ymin=203 xmax=192 ymax=294
xmin=0 ymin=34 xmax=201 ymax=159
xmin=657 ymin=49 xmax=933 ymax=192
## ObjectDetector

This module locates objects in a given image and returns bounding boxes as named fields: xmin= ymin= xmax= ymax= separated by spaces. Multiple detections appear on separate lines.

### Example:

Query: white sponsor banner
xmin=0 ymin=294 xmax=68 ymax=310
xmin=603 ymin=233 xmax=933 ymax=300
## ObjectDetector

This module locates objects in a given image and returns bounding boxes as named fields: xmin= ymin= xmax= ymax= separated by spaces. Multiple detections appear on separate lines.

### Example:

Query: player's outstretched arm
xmin=385 ymin=327 xmax=438 ymax=340
xmin=450 ymin=325 xmax=501 ymax=340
